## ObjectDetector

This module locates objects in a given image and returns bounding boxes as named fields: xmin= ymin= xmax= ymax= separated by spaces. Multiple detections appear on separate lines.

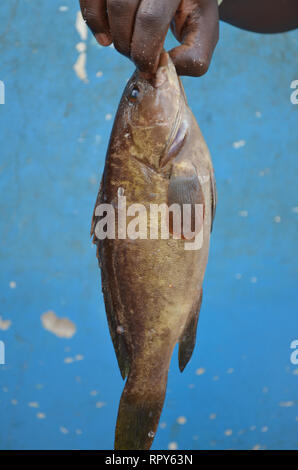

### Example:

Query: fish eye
xmin=129 ymin=87 xmax=140 ymax=102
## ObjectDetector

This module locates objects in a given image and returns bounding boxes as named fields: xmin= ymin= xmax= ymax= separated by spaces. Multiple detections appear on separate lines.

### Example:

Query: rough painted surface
xmin=0 ymin=0 xmax=297 ymax=450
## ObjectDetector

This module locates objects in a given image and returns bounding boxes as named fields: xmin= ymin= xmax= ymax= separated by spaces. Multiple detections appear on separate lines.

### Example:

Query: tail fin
xmin=114 ymin=365 xmax=169 ymax=450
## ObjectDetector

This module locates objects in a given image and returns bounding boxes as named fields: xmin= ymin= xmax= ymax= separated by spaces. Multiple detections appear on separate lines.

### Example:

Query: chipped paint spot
xmin=238 ymin=210 xmax=248 ymax=217
xmin=233 ymin=140 xmax=246 ymax=149
xmin=192 ymin=435 xmax=199 ymax=440
xmin=76 ymin=429 xmax=83 ymax=435
xmin=252 ymin=444 xmax=261 ymax=450
xmin=195 ymin=367 xmax=205 ymax=376
xmin=259 ymin=168 xmax=270 ymax=176
xmin=235 ymin=273 xmax=242 ymax=280
xmin=96 ymin=401 xmax=106 ymax=408
xmin=105 ymin=113 xmax=112 ymax=121
xmin=96 ymin=70 xmax=103 ymax=77
xmin=250 ymin=277 xmax=258 ymax=283
xmin=213 ymin=376 xmax=219 ymax=381
xmin=279 ymin=401 xmax=294 ymax=407
xmin=60 ymin=426 xmax=69 ymax=434
xmin=0 ymin=316 xmax=11 ymax=331
xmin=76 ymin=42 xmax=86 ymax=53
xmin=9 ymin=281 xmax=16 ymax=289
xmin=188 ymin=383 xmax=195 ymax=389
xmin=168 ymin=442 xmax=178 ymax=450
xmin=293 ymin=369 xmax=298 ymax=375
xmin=73 ymin=52 xmax=88 ymax=83
xmin=250 ymin=425 xmax=256 ymax=431
xmin=262 ymin=387 xmax=269 ymax=393
xmin=37 ymin=412 xmax=46 ymax=419
xmin=2 ymin=387 xmax=8 ymax=392
xmin=292 ymin=206 xmax=298 ymax=213
xmin=255 ymin=111 xmax=262 ymax=118
xmin=177 ymin=416 xmax=187 ymax=425
xmin=160 ymin=422 xmax=166 ymax=429
xmin=261 ymin=426 xmax=268 ymax=432
xmin=41 ymin=311 xmax=76 ymax=338
xmin=59 ymin=6 xmax=69 ymax=12
xmin=274 ymin=215 xmax=281 ymax=223
xmin=28 ymin=402 xmax=39 ymax=408
xmin=224 ymin=429 xmax=233 ymax=436
xmin=227 ymin=368 xmax=234 ymax=374
xmin=75 ymin=11 xmax=87 ymax=41
xmin=75 ymin=354 xmax=84 ymax=361
xmin=90 ymin=390 xmax=98 ymax=396
xmin=11 ymin=399 xmax=18 ymax=405
xmin=64 ymin=357 xmax=74 ymax=364
xmin=209 ymin=413 xmax=216 ymax=420
xmin=36 ymin=384 xmax=44 ymax=390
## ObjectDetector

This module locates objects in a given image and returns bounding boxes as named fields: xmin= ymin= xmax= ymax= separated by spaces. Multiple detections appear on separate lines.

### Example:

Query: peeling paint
xmin=41 ymin=310 xmax=76 ymax=339
xmin=75 ymin=11 xmax=87 ymax=41
xmin=73 ymin=52 xmax=88 ymax=84
xmin=0 ymin=316 xmax=11 ymax=331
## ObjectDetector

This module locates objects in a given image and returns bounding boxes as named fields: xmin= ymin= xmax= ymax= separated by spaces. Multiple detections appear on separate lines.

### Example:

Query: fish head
xmin=121 ymin=52 xmax=184 ymax=169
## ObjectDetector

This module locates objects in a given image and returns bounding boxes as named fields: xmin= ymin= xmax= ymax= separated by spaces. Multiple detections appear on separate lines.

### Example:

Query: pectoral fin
xmin=178 ymin=291 xmax=203 ymax=372
xmin=167 ymin=161 xmax=204 ymax=239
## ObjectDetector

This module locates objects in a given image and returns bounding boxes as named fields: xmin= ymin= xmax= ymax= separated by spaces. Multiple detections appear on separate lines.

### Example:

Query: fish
xmin=91 ymin=51 xmax=216 ymax=450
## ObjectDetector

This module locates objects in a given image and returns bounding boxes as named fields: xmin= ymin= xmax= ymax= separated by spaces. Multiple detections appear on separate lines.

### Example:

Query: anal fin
xmin=178 ymin=291 xmax=203 ymax=372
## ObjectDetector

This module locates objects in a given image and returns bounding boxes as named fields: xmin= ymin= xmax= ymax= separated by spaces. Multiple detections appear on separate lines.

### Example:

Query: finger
xmin=170 ymin=0 xmax=219 ymax=76
xmin=80 ymin=0 xmax=112 ymax=46
xmin=107 ymin=0 xmax=141 ymax=57
xmin=131 ymin=0 xmax=181 ymax=73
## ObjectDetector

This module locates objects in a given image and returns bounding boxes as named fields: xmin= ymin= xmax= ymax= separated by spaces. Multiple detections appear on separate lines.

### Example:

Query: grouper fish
xmin=91 ymin=52 xmax=216 ymax=450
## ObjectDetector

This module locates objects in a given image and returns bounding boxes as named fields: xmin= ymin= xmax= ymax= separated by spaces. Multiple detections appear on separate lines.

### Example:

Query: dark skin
xmin=80 ymin=0 xmax=298 ymax=77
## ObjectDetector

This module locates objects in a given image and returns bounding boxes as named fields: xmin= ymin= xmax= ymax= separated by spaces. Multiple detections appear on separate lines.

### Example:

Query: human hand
xmin=80 ymin=0 xmax=219 ymax=76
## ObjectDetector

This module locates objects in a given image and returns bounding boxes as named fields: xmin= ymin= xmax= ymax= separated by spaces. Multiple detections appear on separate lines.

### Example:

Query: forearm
xmin=219 ymin=0 xmax=298 ymax=33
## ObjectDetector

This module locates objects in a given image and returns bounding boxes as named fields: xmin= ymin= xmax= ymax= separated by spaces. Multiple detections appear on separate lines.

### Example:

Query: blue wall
xmin=0 ymin=0 xmax=297 ymax=450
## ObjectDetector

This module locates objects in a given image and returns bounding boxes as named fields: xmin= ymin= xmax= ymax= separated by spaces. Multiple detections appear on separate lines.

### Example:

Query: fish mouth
xmin=159 ymin=83 xmax=187 ymax=169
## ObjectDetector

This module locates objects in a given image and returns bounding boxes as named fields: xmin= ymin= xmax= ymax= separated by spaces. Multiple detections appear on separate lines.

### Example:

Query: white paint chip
xmin=41 ymin=311 xmax=76 ymax=339
xmin=59 ymin=6 xmax=69 ymax=12
xmin=238 ymin=210 xmax=248 ymax=217
xmin=76 ymin=429 xmax=83 ymax=435
xmin=73 ymin=52 xmax=88 ymax=83
xmin=9 ymin=281 xmax=16 ymax=289
xmin=76 ymin=42 xmax=86 ymax=53
xmin=292 ymin=206 xmax=298 ymax=214
xmin=168 ymin=442 xmax=178 ymax=450
xmin=255 ymin=111 xmax=262 ymax=118
xmin=28 ymin=402 xmax=39 ymax=408
xmin=261 ymin=426 xmax=268 ymax=432
xmin=105 ymin=113 xmax=112 ymax=121
xmin=160 ymin=422 xmax=166 ymax=429
xmin=90 ymin=390 xmax=98 ymax=396
xmin=0 ymin=316 xmax=12 ymax=331
xmin=209 ymin=413 xmax=216 ymax=420
xmin=177 ymin=416 xmax=187 ymax=425
xmin=195 ymin=367 xmax=205 ymax=376
xmin=252 ymin=444 xmax=261 ymax=450
xmin=96 ymin=401 xmax=106 ymax=408
xmin=279 ymin=401 xmax=294 ymax=407
xmin=11 ymin=399 xmax=18 ymax=405
xmin=96 ymin=70 xmax=103 ymax=77
xmin=224 ymin=429 xmax=233 ymax=436
xmin=37 ymin=412 xmax=46 ymax=419
xmin=250 ymin=277 xmax=258 ymax=284
xmin=60 ymin=426 xmax=69 ymax=434
xmin=227 ymin=368 xmax=234 ymax=374
xmin=274 ymin=215 xmax=281 ymax=223
xmin=75 ymin=11 xmax=88 ymax=41
xmin=233 ymin=140 xmax=246 ymax=149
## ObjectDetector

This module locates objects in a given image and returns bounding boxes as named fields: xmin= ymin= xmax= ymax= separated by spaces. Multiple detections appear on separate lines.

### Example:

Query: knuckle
xmin=138 ymin=9 xmax=163 ymax=29
xmin=109 ymin=0 xmax=130 ymax=15
xmin=190 ymin=56 xmax=210 ymax=76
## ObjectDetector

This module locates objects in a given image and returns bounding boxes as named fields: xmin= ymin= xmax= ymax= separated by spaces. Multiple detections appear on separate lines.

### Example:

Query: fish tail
xmin=114 ymin=361 xmax=169 ymax=450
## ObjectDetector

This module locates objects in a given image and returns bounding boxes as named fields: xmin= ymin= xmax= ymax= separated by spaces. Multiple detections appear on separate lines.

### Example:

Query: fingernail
xmin=96 ymin=33 xmax=111 ymax=46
